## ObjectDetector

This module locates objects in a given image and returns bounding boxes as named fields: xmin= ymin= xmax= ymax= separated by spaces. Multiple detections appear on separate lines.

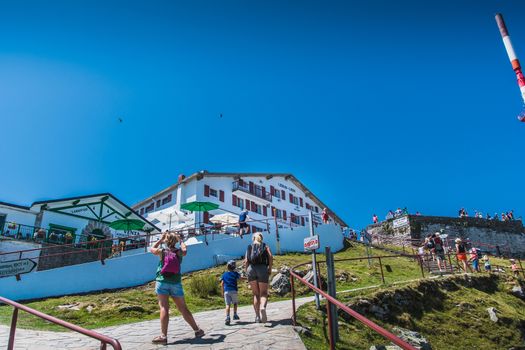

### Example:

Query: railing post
xmin=100 ymin=341 xmax=107 ymax=350
xmin=418 ymin=256 xmax=425 ymax=278
xmin=8 ymin=307 xmax=18 ymax=350
xmin=378 ymin=257 xmax=385 ymax=284
xmin=325 ymin=247 xmax=339 ymax=342
xmin=291 ymin=274 xmax=296 ymax=326
xmin=325 ymin=293 xmax=335 ymax=350
xmin=448 ymin=253 xmax=454 ymax=273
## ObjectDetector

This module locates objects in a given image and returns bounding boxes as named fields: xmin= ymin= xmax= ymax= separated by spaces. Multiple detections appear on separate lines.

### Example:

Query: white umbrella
xmin=209 ymin=213 xmax=238 ymax=225
xmin=146 ymin=207 xmax=190 ymax=229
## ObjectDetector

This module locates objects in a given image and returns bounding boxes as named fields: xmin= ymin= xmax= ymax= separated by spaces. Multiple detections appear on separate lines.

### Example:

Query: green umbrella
xmin=180 ymin=201 xmax=219 ymax=212
xmin=109 ymin=219 xmax=145 ymax=231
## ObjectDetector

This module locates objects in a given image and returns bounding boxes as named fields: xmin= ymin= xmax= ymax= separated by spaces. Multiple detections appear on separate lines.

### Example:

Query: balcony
xmin=232 ymin=181 xmax=272 ymax=203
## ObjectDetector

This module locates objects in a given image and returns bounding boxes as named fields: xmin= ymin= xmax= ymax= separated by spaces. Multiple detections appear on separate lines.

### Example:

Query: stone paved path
xmin=0 ymin=297 xmax=313 ymax=350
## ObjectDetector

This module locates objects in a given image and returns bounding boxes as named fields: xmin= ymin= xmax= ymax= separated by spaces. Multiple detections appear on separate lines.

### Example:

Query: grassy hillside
xmin=296 ymin=274 xmax=525 ymax=350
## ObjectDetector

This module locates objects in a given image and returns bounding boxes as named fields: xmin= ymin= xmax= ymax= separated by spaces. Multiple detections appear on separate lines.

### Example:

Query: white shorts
xmin=224 ymin=291 xmax=239 ymax=305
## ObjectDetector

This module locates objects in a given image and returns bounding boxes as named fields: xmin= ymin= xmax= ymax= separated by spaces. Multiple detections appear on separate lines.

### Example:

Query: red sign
xmin=304 ymin=235 xmax=320 ymax=251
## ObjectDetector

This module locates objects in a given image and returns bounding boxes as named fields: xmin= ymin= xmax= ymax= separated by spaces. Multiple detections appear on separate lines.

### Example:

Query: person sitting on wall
xmin=238 ymin=209 xmax=250 ymax=238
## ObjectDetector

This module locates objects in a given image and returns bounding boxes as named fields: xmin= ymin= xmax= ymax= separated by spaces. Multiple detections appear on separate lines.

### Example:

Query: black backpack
xmin=247 ymin=243 xmax=268 ymax=265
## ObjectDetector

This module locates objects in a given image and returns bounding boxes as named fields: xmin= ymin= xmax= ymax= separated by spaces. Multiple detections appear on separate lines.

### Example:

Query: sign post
xmin=307 ymin=211 xmax=321 ymax=309
xmin=0 ymin=259 xmax=37 ymax=279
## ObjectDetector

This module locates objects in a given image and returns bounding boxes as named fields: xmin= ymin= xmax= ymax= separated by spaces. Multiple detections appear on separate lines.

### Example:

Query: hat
xmin=435 ymin=232 xmax=440 ymax=236
xmin=455 ymin=238 xmax=462 ymax=243
xmin=227 ymin=260 xmax=236 ymax=269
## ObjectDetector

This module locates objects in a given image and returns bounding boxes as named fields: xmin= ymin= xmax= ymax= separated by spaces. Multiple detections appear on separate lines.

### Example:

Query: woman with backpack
xmin=455 ymin=238 xmax=472 ymax=273
xmin=244 ymin=232 xmax=273 ymax=323
xmin=150 ymin=231 xmax=204 ymax=344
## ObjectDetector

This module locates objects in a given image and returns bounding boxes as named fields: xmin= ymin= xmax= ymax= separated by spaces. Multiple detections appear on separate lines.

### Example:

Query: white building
xmin=133 ymin=171 xmax=347 ymax=232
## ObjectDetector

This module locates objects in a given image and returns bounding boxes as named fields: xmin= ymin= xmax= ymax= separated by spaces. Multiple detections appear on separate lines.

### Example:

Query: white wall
xmin=0 ymin=223 xmax=344 ymax=301
xmin=0 ymin=206 xmax=37 ymax=227
xmin=0 ymin=240 xmax=41 ymax=263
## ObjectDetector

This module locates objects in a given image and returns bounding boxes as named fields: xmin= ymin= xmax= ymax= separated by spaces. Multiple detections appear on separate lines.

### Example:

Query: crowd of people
xmin=419 ymin=232 xmax=521 ymax=276
xmin=458 ymin=208 xmax=519 ymax=222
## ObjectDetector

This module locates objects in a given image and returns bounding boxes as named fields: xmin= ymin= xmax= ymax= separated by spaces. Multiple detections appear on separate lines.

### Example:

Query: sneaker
xmin=233 ymin=313 xmax=240 ymax=320
xmin=225 ymin=316 xmax=231 ymax=325
xmin=194 ymin=329 xmax=205 ymax=338
xmin=260 ymin=308 xmax=267 ymax=323
xmin=255 ymin=316 xmax=261 ymax=323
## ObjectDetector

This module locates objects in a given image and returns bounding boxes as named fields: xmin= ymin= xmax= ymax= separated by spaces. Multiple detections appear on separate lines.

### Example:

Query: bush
xmin=187 ymin=274 xmax=220 ymax=298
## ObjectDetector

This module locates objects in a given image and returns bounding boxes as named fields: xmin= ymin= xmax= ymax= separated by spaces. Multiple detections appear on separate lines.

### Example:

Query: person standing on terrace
xmin=238 ymin=208 xmax=250 ymax=238
xmin=150 ymin=231 xmax=204 ymax=344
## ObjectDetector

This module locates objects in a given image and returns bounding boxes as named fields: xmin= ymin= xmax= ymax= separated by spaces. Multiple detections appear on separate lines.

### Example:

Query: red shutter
xmin=262 ymin=186 xmax=266 ymax=197
xmin=301 ymin=217 xmax=305 ymax=226
xmin=289 ymin=193 xmax=293 ymax=203
xmin=281 ymin=190 xmax=285 ymax=199
xmin=204 ymin=185 xmax=210 ymax=197
xmin=263 ymin=206 xmax=267 ymax=216
xmin=283 ymin=210 xmax=287 ymax=220
xmin=219 ymin=190 xmax=224 ymax=202
xmin=232 ymin=194 xmax=237 ymax=206
xmin=249 ymin=181 xmax=254 ymax=194
xmin=203 ymin=211 xmax=209 ymax=223
xmin=251 ymin=201 xmax=256 ymax=212
xmin=271 ymin=206 xmax=276 ymax=216
xmin=270 ymin=186 xmax=275 ymax=195
xmin=299 ymin=198 xmax=303 ymax=207
xmin=245 ymin=199 xmax=250 ymax=211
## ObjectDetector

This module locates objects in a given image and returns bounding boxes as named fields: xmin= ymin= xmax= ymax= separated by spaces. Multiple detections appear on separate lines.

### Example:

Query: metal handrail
xmin=0 ymin=296 xmax=122 ymax=350
xmin=289 ymin=261 xmax=417 ymax=350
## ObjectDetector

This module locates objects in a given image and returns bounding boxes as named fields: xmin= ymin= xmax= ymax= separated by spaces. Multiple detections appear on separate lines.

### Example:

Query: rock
xmin=392 ymin=327 xmax=432 ymax=350
xmin=370 ymin=304 xmax=389 ymax=321
xmin=270 ymin=272 xmax=291 ymax=296
xmin=487 ymin=307 xmax=499 ymax=322
xmin=57 ymin=303 xmax=80 ymax=311
xmin=86 ymin=305 xmax=94 ymax=313
xmin=293 ymin=326 xmax=312 ymax=337
xmin=279 ymin=265 xmax=291 ymax=274
xmin=337 ymin=272 xmax=349 ymax=282
xmin=119 ymin=305 xmax=145 ymax=313
xmin=511 ymin=285 xmax=525 ymax=299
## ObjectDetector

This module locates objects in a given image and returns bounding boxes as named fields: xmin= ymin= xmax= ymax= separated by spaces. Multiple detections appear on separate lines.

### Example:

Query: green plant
xmin=187 ymin=274 xmax=220 ymax=298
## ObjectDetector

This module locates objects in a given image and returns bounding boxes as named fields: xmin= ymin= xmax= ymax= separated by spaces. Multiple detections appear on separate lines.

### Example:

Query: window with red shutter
xmin=271 ymin=206 xmax=276 ymax=216
xmin=203 ymin=212 xmax=210 ymax=223
xmin=262 ymin=186 xmax=266 ymax=197
xmin=249 ymin=181 xmax=254 ymax=194
xmin=283 ymin=210 xmax=287 ymax=220
xmin=219 ymin=190 xmax=224 ymax=202
xmin=270 ymin=186 xmax=275 ymax=195
xmin=245 ymin=199 xmax=251 ymax=211
xmin=251 ymin=201 xmax=256 ymax=212
xmin=299 ymin=198 xmax=303 ymax=207
xmin=301 ymin=217 xmax=305 ymax=226
xmin=289 ymin=193 xmax=293 ymax=203
xmin=204 ymin=185 xmax=210 ymax=197
xmin=281 ymin=190 xmax=285 ymax=200
xmin=232 ymin=194 xmax=237 ymax=205
xmin=263 ymin=206 xmax=267 ymax=216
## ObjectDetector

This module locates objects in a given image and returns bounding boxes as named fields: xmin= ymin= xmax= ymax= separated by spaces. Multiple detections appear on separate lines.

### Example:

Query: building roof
xmin=132 ymin=171 xmax=348 ymax=227
xmin=0 ymin=201 xmax=31 ymax=211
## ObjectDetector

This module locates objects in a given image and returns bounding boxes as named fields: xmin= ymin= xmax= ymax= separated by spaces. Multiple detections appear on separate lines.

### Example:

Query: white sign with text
xmin=304 ymin=235 xmax=320 ymax=251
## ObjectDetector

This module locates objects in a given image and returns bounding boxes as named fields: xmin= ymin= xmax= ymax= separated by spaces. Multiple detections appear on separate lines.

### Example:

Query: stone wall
xmin=366 ymin=215 xmax=525 ymax=258
xmin=37 ymin=243 xmax=111 ymax=271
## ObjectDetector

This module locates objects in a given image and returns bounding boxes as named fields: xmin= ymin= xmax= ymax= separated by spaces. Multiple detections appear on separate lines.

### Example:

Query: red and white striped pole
xmin=495 ymin=13 xmax=525 ymax=121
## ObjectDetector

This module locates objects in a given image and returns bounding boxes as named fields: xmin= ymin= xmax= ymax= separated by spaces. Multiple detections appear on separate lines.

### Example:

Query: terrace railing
xmin=0 ymin=296 xmax=122 ymax=350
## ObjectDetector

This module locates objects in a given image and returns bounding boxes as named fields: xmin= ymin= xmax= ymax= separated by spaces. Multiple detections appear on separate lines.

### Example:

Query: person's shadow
xmin=170 ymin=334 xmax=226 ymax=345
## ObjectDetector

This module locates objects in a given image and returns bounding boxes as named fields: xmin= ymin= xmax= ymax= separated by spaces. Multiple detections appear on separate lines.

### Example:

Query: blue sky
xmin=1 ymin=0 xmax=524 ymax=229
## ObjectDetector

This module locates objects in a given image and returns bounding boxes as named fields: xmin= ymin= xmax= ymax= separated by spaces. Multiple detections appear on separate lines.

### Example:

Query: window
xmin=254 ymin=204 xmax=262 ymax=214
xmin=156 ymin=200 xmax=161 ymax=208
xmin=274 ymin=209 xmax=283 ymax=219
xmin=145 ymin=203 xmax=155 ymax=213
xmin=209 ymin=189 xmax=218 ymax=197
xmin=140 ymin=208 xmax=145 ymax=215
xmin=293 ymin=197 xmax=299 ymax=205
xmin=161 ymin=194 xmax=172 ymax=205
xmin=291 ymin=214 xmax=300 ymax=225
xmin=232 ymin=194 xmax=244 ymax=209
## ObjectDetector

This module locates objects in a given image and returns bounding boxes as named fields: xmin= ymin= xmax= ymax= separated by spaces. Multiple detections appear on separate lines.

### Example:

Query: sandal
xmin=194 ymin=329 xmax=205 ymax=338
xmin=152 ymin=335 xmax=167 ymax=345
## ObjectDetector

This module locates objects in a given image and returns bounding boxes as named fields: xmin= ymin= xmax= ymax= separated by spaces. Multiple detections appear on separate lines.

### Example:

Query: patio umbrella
xmin=210 ymin=213 xmax=238 ymax=225
xmin=180 ymin=201 xmax=219 ymax=212
xmin=109 ymin=219 xmax=145 ymax=231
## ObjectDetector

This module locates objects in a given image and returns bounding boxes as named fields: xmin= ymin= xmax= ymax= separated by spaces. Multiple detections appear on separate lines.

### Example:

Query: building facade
xmin=132 ymin=171 xmax=347 ymax=232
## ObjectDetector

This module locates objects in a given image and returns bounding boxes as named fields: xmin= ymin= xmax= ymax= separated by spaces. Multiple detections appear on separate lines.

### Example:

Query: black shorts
xmin=239 ymin=222 xmax=248 ymax=229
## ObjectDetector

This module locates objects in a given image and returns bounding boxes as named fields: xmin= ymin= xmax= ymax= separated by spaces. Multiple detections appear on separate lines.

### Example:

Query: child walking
xmin=483 ymin=255 xmax=491 ymax=272
xmin=221 ymin=260 xmax=242 ymax=325
xmin=510 ymin=259 xmax=520 ymax=277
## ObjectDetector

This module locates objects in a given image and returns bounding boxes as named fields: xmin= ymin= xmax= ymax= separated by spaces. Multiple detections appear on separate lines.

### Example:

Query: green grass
xmin=0 ymin=243 xmax=448 ymax=331
xmin=296 ymin=274 xmax=525 ymax=350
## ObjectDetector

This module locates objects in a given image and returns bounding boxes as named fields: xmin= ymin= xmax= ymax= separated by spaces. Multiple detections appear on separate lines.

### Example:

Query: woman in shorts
xmin=244 ymin=232 xmax=273 ymax=323
xmin=150 ymin=231 xmax=204 ymax=344
xmin=455 ymin=238 xmax=471 ymax=273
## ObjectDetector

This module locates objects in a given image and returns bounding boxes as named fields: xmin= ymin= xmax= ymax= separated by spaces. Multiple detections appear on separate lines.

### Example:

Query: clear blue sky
xmin=1 ymin=0 xmax=524 ymax=229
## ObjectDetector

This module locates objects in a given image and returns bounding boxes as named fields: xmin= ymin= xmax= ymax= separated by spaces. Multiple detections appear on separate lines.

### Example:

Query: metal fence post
xmin=325 ymin=247 xmax=339 ymax=342
xmin=291 ymin=274 xmax=296 ymax=325
xmin=378 ymin=257 xmax=385 ymax=284
xmin=8 ymin=307 xmax=18 ymax=350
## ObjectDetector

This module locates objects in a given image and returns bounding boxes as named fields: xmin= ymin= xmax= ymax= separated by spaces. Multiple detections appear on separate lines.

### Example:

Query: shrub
xmin=187 ymin=274 xmax=220 ymax=298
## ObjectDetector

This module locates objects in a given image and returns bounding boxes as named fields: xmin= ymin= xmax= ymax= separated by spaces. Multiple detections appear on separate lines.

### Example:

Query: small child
xmin=221 ymin=260 xmax=241 ymax=325
xmin=510 ymin=259 xmax=520 ymax=277
xmin=483 ymin=255 xmax=491 ymax=272
xmin=469 ymin=247 xmax=480 ymax=272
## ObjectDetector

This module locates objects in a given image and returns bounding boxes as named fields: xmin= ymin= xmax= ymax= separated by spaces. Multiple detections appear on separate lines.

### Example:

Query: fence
xmin=0 ymin=296 xmax=122 ymax=350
